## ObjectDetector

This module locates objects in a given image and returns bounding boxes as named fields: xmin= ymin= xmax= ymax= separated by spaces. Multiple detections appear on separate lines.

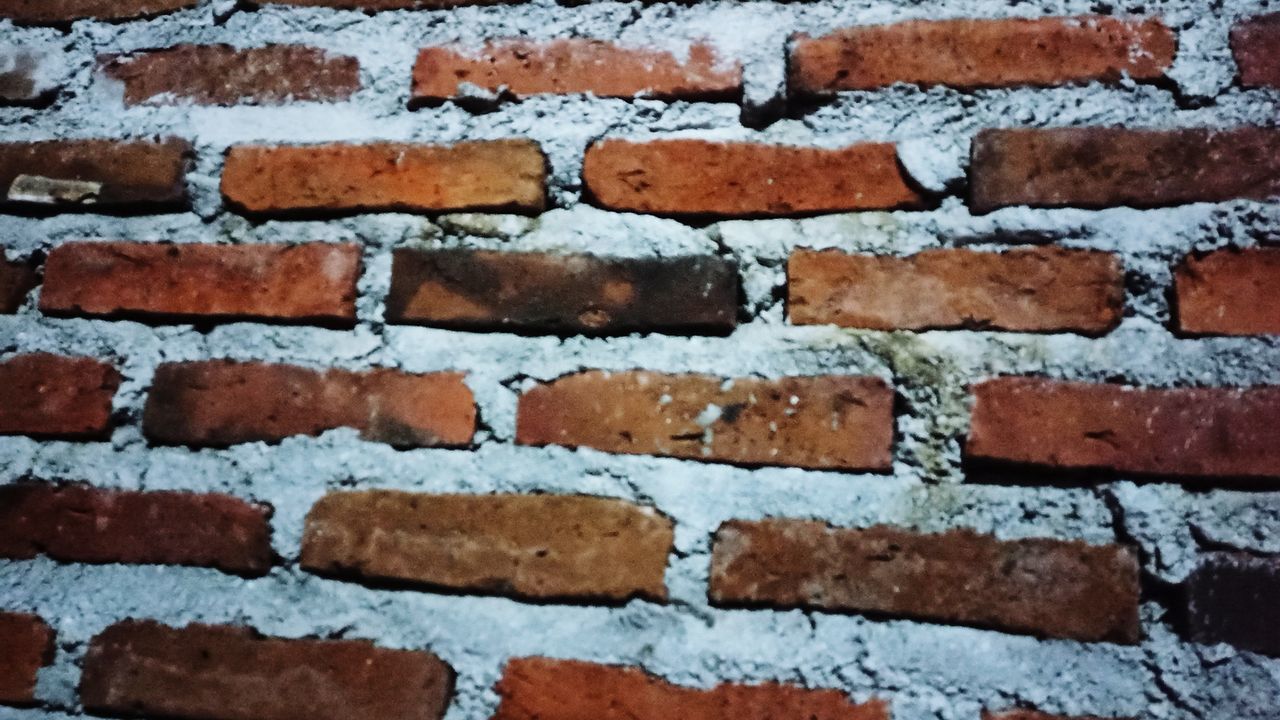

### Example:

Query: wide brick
xmin=0 ymin=353 xmax=120 ymax=439
xmin=969 ymin=127 xmax=1280 ymax=212
xmin=494 ymin=657 xmax=888 ymax=720
xmin=790 ymin=17 xmax=1174 ymax=93
xmin=101 ymin=45 xmax=360 ymax=107
xmin=385 ymin=249 xmax=738 ymax=334
xmin=412 ymin=40 xmax=740 ymax=103
xmin=1174 ymin=248 xmax=1280 ymax=336
xmin=583 ymin=139 xmax=923 ymax=218
xmin=0 ymin=47 xmax=62 ymax=104
xmin=709 ymin=520 xmax=1140 ymax=643
xmin=0 ymin=483 xmax=273 ymax=575
xmin=0 ymin=139 xmax=191 ymax=212
xmin=40 ymin=241 xmax=361 ymax=326
xmin=516 ymin=371 xmax=894 ymax=471
xmin=143 ymin=360 xmax=475 ymax=448
xmin=1231 ymin=14 xmax=1280 ymax=89
xmin=0 ymin=612 xmax=53 ymax=706
xmin=788 ymin=247 xmax=1123 ymax=334
xmin=301 ymin=491 xmax=673 ymax=602
xmin=0 ymin=257 xmax=37 ymax=313
xmin=1185 ymin=552 xmax=1280 ymax=656
xmin=221 ymin=140 xmax=546 ymax=216
xmin=80 ymin=620 xmax=454 ymax=720
xmin=967 ymin=377 xmax=1280 ymax=481
xmin=0 ymin=0 xmax=198 ymax=23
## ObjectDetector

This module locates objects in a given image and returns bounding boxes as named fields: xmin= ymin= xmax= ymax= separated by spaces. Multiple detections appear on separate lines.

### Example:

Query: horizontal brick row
xmin=0 ymin=612 xmax=53 ymax=706
xmin=0 ymin=139 xmax=191 ymax=212
xmin=0 ymin=353 xmax=121 ymax=439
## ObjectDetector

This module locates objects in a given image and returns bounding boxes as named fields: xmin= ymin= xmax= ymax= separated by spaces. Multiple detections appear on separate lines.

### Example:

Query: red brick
xmin=0 ymin=612 xmax=53 ymax=706
xmin=0 ymin=353 xmax=120 ymax=440
xmin=583 ymin=139 xmax=923 ymax=218
xmin=1231 ymin=14 xmax=1280 ymax=89
xmin=0 ymin=257 xmax=37 ymax=313
xmin=412 ymin=40 xmax=740 ymax=103
xmin=101 ymin=45 xmax=360 ymax=107
xmin=790 ymin=17 xmax=1174 ymax=93
xmin=1185 ymin=552 xmax=1280 ymax=656
xmin=0 ymin=139 xmax=191 ymax=212
xmin=967 ymin=377 xmax=1280 ymax=481
xmin=143 ymin=360 xmax=475 ymax=448
xmin=984 ymin=711 xmax=1122 ymax=720
xmin=709 ymin=520 xmax=1140 ymax=643
xmin=80 ymin=620 xmax=454 ymax=720
xmin=0 ymin=0 xmax=198 ymax=23
xmin=516 ymin=371 xmax=894 ymax=471
xmin=40 ymin=241 xmax=361 ymax=326
xmin=0 ymin=483 xmax=273 ymax=575
xmin=1174 ymin=248 xmax=1280 ymax=336
xmin=221 ymin=141 xmax=546 ymax=216
xmin=301 ymin=491 xmax=673 ymax=602
xmin=969 ymin=127 xmax=1280 ymax=212
xmin=0 ymin=47 xmax=63 ymax=103
xmin=494 ymin=657 xmax=889 ymax=720
xmin=788 ymin=246 xmax=1123 ymax=334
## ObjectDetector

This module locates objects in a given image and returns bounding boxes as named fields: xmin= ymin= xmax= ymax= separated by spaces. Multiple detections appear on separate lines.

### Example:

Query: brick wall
xmin=1 ymin=1 xmax=1279 ymax=719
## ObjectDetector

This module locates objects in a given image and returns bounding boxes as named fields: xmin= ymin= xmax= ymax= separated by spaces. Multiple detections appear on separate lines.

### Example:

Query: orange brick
xmin=1174 ymin=248 xmax=1280 ymax=336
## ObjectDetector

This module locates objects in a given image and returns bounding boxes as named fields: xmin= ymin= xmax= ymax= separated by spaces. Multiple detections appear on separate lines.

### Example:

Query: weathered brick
xmin=1231 ymin=14 xmax=1280 ymax=89
xmin=0 ymin=483 xmax=273 ymax=575
xmin=0 ymin=47 xmax=63 ymax=104
xmin=967 ymin=377 xmax=1280 ymax=481
xmin=0 ymin=353 xmax=120 ymax=440
xmin=143 ymin=360 xmax=475 ymax=448
xmin=221 ymin=140 xmax=546 ymax=216
xmin=788 ymin=247 xmax=1123 ymax=334
xmin=412 ymin=40 xmax=740 ymax=103
xmin=40 ymin=241 xmax=361 ymax=326
xmin=790 ymin=17 xmax=1174 ymax=93
xmin=494 ymin=657 xmax=889 ymax=720
xmin=0 ymin=0 xmax=198 ymax=23
xmin=1174 ymin=248 xmax=1280 ymax=336
xmin=1185 ymin=552 xmax=1280 ymax=656
xmin=80 ymin=620 xmax=454 ymax=720
xmin=0 ymin=257 xmax=37 ymax=313
xmin=101 ymin=45 xmax=360 ymax=107
xmin=301 ymin=491 xmax=673 ymax=602
xmin=984 ymin=711 xmax=1121 ymax=720
xmin=516 ymin=371 xmax=894 ymax=471
xmin=583 ymin=139 xmax=923 ymax=218
xmin=969 ymin=127 xmax=1280 ymax=212
xmin=385 ymin=249 xmax=738 ymax=335
xmin=0 ymin=139 xmax=191 ymax=212
xmin=709 ymin=520 xmax=1140 ymax=643
xmin=0 ymin=612 xmax=53 ymax=706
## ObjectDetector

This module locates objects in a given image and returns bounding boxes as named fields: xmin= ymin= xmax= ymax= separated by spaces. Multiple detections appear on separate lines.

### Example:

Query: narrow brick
xmin=221 ymin=140 xmax=546 ymax=216
xmin=1231 ymin=14 xmax=1280 ymax=89
xmin=969 ymin=127 xmax=1280 ymax=212
xmin=790 ymin=17 xmax=1174 ymax=93
xmin=80 ymin=620 xmax=454 ymax=720
xmin=0 ymin=257 xmax=37 ymax=313
xmin=984 ymin=711 xmax=1122 ymax=720
xmin=583 ymin=139 xmax=923 ymax=218
xmin=143 ymin=360 xmax=475 ymax=448
xmin=0 ymin=139 xmax=191 ymax=212
xmin=1175 ymin=248 xmax=1280 ymax=336
xmin=494 ymin=658 xmax=889 ymax=720
xmin=40 ymin=241 xmax=361 ymax=326
xmin=788 ymin=247 xmax=1123 ymax=334
xmin=0 ymin=0 xmax=198 ymax=23
xmin=967 ymin=377 xmax=1280 ymax=481
xmin=0 ymin=353 xmax=120 ymax=440
xmin=385 ymin=249 xmax=738 ymax=335
xmin=0 ymin=47 xmax=63 ymax=104
xmin=709 ymin=520 xmax=1140 ymax=643
xmin=301 ymin=491 xmax=672 ymax=602
xmin=516 ymin=371 xmax=894 ymax=471
xmin=0 ymin=612 xmax=53 ymax=706
xmin=1185 ymin=552 xmax=1280 ymax=656
xmin=0 ymin=483 xmax=273 ymax=575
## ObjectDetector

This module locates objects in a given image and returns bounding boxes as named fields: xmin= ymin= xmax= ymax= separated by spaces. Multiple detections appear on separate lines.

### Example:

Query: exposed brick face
xmin=0 ymin=257 xmax=37 ymax=313
xmin=301 ymin=491 xmax=673 ymax=602
xmin=1185 ymin=553 xmax=1280 ymax=657
xmin=0 ymin=47 xmax=62 ymax=103
xmin=494 ymin=658 xmax=889 ymax=720
xmin=583 ymin=139 xmax=923 ymax=218
xmin=40 ymin=241 xmax=361 ymax=326
xmin=1231 ymin=14 xmax=1280 ymax=88
xmin=709 ymin=520 xmax=1140 ymax=643
xmin=0 ymin=0 xmax=198 ymax=23
xmin=1174 ymin=248 xmax=1280 ymax=336
xmin=0 ymin=612 xmax=53 ymax=706
xmin=0 ymin=139 xmax=191 ymax=211
xmin=787 ymin=247 xmax=1123 ymax=334
xmin=517 ymin=371 xmax=894 ymax=471
xmin=143 ymin=360 xmax=475 ymax=448
xmin=385 ymin=249 xmax=739 ymax=334
xmin=0 ymin=353 xmax=121 ymax=440
xmin=80 ymin=620 xmax=455 ymax=720
xmin=790 ymin=17 xmax=1174 ymax=93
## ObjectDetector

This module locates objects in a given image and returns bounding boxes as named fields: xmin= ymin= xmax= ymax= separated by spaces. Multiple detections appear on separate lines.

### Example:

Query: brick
xmin=709 ymin=520 xmax=1140 ymax=643
xmin=969 ymin=127 xmax=1280 ymax=212
xmin=0 ymin=353 xmax=120 ymax=440
xmin=101 ymin=45 xmax=360 ymax=107
xmin=583 ymin=139 xmax=923 ymax=218
xmin=0 ymin=139 xmax=191 ymax=212
xmin=0 ymin=257 xmax=37 ymax=313
xmin=412 ymin=40 xmax=740 ymax=103
xmin=788 ymin=247 xmax=1123 ymax=334
xmin=80 ymin=620 xmax=454 ymax=720
xmin=984 ymin=712 xmax=1121 ymax=720
xmin=494 ymin=657 xmax=889 ymax=720
xmin=0 ymin=612 xmax=53 ymax=706
xmin=1185 ymin=552 xmax=1280 ymax=656
xmin=967 ymin=377 xmax=1280 ymax=481
xmin=1231 ymin=14 xmax=1280 ymax=89
xmin=516 ymin=371 xmax=894 ymax=471
xmin=301 ymin=491 xmax=673 ymax=602
xmin=385 ymin=249 xmax=738 ymax=334
xmin=0 ymin=47 xmax=62 ymax=104
xmin=790 ymin=17 xmax=1174 ymax=93
xmin=40 ymin=241 xmax=361 ymax=326
xmin=143 ymin=360 xmax=475 ymax=448
xmin=0 ymin=0 xmax=198 ymax=23
xmin=0 ymin=483 xmax=273 ymax=575
xmin=1174 ymin=248 xmax=1280 ymax=336
xmin=221 ymin=140 xmax=545 ymax=216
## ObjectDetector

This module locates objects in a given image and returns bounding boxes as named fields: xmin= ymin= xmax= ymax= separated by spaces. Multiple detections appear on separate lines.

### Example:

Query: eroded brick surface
xmin=0 ymin=257 xmax=37 ymax=313
xmin=1231 ymin=14 xmax=1280 ymax=88
xmin=0 ymin=139 xmax=191 ymax=212
xmin=0 ymin=353 xmax=121 ymax=439
xmin=1174 ymin=248 xmax=1280 ymax=336
xmin=1185 ymin=552 xmax=1280 ymax=656
xmin=0 ymin=47 xmax=62 ymax=103
xmin=0 ymin=612 xmax=53 ymax=706
xmin=0 ymin=0 xmax=198 ymax=23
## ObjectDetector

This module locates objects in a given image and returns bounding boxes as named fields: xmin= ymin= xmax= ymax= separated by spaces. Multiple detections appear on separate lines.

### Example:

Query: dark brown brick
xmin=0 ymin=353 xmax=121 ymax=440
xmin=1174 ymin=248 xmax=1280 ymax=336
xmin=1231 ymin=14 xmax=1280 ymax=89
xmin=0 ymin=257 xmax=38 ymax=313
xmin=0 ymin=0 xmax=198 ymax=23
xmin=0 ymin=47 xmax=62 ymax=104
xmin=0 ymin=139 xmax=191 ymax=212
xmin=0 ymin=612 xmax=53 ymax=706
xmin=1185 ymin=552 xmax=1280 ymax=656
